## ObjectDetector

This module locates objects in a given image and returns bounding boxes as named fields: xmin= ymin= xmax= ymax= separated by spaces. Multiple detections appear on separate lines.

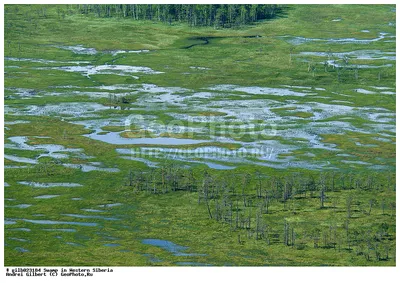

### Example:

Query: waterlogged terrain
xmin=4 ymin=5 xmax=396 ymax=266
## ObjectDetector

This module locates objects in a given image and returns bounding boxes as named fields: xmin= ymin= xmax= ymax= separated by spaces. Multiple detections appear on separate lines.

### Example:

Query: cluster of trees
xmin=303 ymin=51 xmax=393 ymax=83
xmin=76 ymin=4 xmax=283 ymax=28
xmin=124 ymin=164 xmax=395 ymax=262
xmin=126 ymin=165 xmax=394 ymax=197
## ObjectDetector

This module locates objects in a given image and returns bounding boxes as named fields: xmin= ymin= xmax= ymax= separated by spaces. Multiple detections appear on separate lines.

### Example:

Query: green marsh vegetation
xmin=4 ymin=4 xmax=396 ymax=266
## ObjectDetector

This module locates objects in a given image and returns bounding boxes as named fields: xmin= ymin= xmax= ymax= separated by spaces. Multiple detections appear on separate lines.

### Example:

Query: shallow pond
xmin=81 ymin=209 xmax=105 ymax=213
xmin=103 ymin=243 xmax=121 ymax=247
xmin=5 ymin=56 xmax=90 ymax=65
xmin=19 ymin=182 xmax=82 ymax=188
xmin=4 ymin=154 xmax=38 ymax=164
xmin=63 ymin=163 xmax=120 ymax=173
xmin=43 ymin=228 xmax=77 ymax=232
xmin=5 ymin=204 xmax=32 ymax=209
xmin=34 ymin=195 xmax=61 ymax=199
xmin=5 ymin=102 xmax=109 ymax=118
xmin=55 ymin=44 xmax=150 ymax=57
xmin=62 ymin=214 xmax=119 ymax=221
xmin=98 ymin=203 xmax=122 ymax=208
xmin=37 ymin=64 xmax=163 ymax=78
xmin=142 ymin=238 xmax=206 ymax=257
xmin=14 ymin=247 xmax=30 ymax=253
xmin=8 ymin=228 xmax=31 ymax=232
xmin=119 ymin=156 xmax=159 ymax=168
xmin=85 ymin=131 xmax=209 ymax=145
xmin=279 ymin=32 xmax=394 ymax=45
xmin=22 ymin=219 xmax=98 ymax=227
xmin=208 ymin=84 xmax=313 ymax=97
xmin=298 ymin=50 xmax=396 ymax=61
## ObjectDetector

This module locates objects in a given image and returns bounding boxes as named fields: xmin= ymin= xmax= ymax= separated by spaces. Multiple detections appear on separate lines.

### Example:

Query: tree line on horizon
xmin=76 ymin=4 xmax=283 ymax=28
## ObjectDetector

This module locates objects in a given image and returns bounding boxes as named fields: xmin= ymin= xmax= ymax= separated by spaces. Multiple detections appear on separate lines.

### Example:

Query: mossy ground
xmin=4 ymin=4 xmax=396 ymax=266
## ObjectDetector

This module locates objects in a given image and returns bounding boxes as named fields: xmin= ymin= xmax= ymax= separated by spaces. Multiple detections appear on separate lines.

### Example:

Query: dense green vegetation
xmin=72 ymin=4 xmax=282 ymax=28
xmin=128 ymin=165 xmax=395 ymax=261
xmin=4 ymin=4 xmax=396 ymax=266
